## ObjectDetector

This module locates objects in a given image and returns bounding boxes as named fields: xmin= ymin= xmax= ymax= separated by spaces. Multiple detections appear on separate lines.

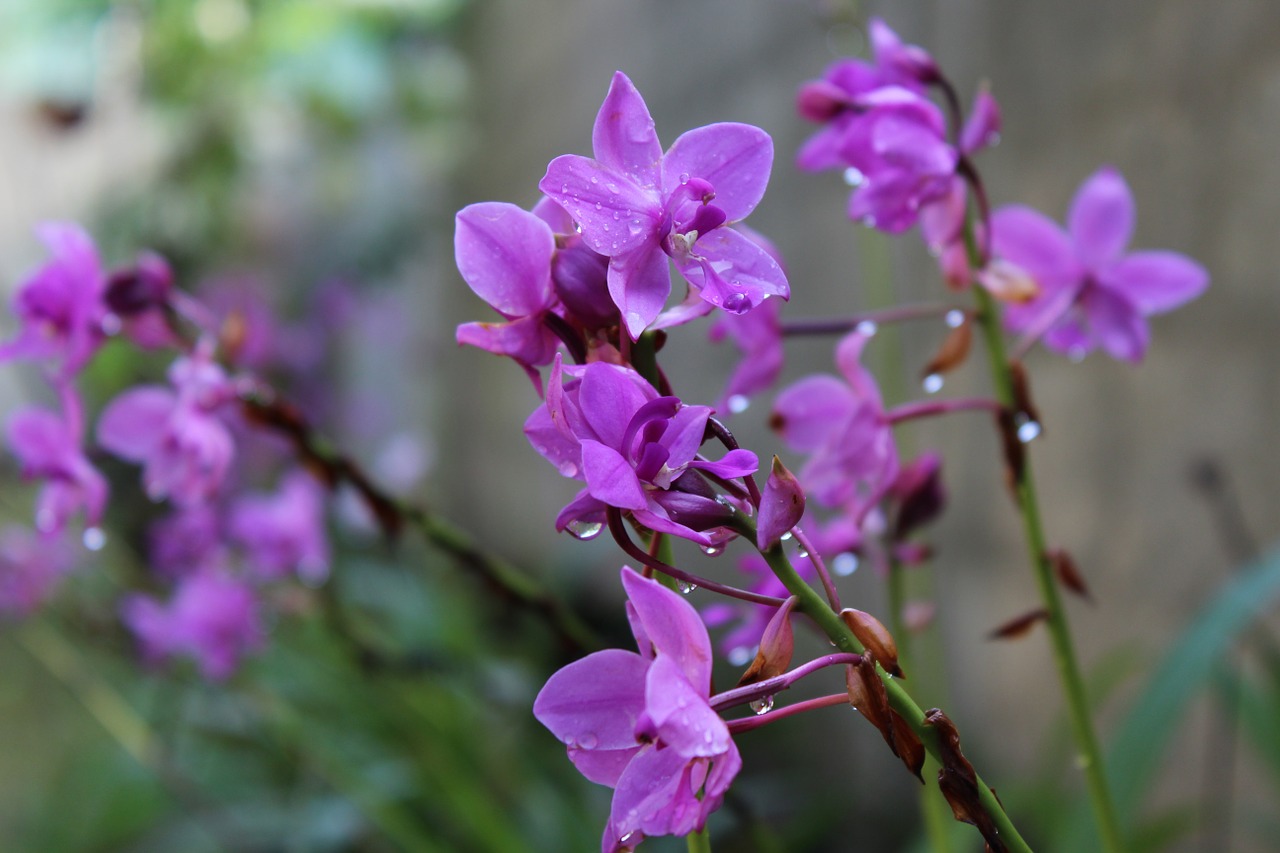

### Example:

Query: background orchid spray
xmin=0 ymin=4 xmax=1271 ymax=852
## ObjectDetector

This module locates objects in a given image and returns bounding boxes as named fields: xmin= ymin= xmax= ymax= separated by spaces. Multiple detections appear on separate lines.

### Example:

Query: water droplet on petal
xmin=795 ymin=547 xmax=809 ymax=558
xmin=679 ymin=172 xmax=690 ymax=185
xmin=842 ymin=166 xmax=865 ymax=187
xmin=677 ymin=580 xmax=699 ymax=594
xmin=566 ymin=520 xmax=603 ymax=540
xmin=578 ymin=732 xmax=598 ymax=749
xmin=82 ymin=527 xmax=106 ymax=551
xmin=590 ymin=175 xmax=599 ymax=184
xmin=595 ymin=202 xmax=602 ymax=210
xmin=922 ymin=373 xmax=944 ymax=394
xmin=1016 ymin=418 xmax=1042 ymax=443
xmin=855 ymin=320 xmax=878 ymax=337
xmin=722 ymin=293 xmax=750 ymax=314
xmin=945 ymin=309 xmax=966 ymax=328
xmin=618 ymin=831 xmax=639 ymax=850
xmin=833 ymin=552 xmax=859 ymax=576
xmin=558 ymin=461 xmax=579 ymax=478
xmin=727 ymin=394 xmax=750 ymax=414
xmin=749 ymin=695 xmax=774 ymax=715
xmin=728 ymin=645 xmax=754 ymax=667
xmin=560 ymin=183 xmax=568 ymax=193
xmin=100 ymin=313 xmax=122 ymax=336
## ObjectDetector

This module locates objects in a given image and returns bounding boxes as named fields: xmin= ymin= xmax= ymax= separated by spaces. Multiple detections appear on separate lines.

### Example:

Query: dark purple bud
xmin=796 ymin=79 xmax=850 ymax=122
xmin=891 ymin=451 xmax=946 ymax=540
xmin=757 ymin=456 xmax=805 ymax=551
xmin=652 ymin=489 xmax=735 ymax=532
xmin=551 ymin=238 xmax=616 ymax=327
xmin=104 ymin=251 xmax=173 ymax=316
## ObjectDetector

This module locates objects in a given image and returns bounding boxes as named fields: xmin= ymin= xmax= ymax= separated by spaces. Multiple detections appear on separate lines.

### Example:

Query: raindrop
xmin=922 ymin=373 xmax=944 ymax=394
xmin=677 ymin=580 xmax=699 ymax=594
xmin=727 ymin=394 xmax=750 ymax=414
xmin=833 ymin=552 xmax=859 ymax=576
xmin=608 ymin=182 xmax=619 ymax=194
xmin=1016 ymin=418 xmax=1042 ymax=443
xmin=573 ymin=221 xmax=583 ymax=234
xmin=779 ymin=532 xmax=793 ymax=542
xmin=578 ymin=732 xmax=598 ymax=749
xmin=722 ymin=293 xmax=749 ymax=313
xmin=728 ymin=646 xmax=754 ymax=667
xmin=749 ymin=695 xmax=775 ymax=715
xmin=83 ymin=527 xmax=106 ymax=551
xmin=558 ymin=461 xmax=579 ymax=477
xmin=679 ymin=172 xmax=690 ymax=185
xmin=945 ymin=309 xmax=966 ymax=328
xmin=855 ymin=320 xmax=878 ymax=337
xmin=100 ymin=313 xmax=122 ymax=336
xmin=595 ymin=202 xmax=602 ymax=210
xmin=842 ymin=166 xmax=865 ymax=187
xmin=566 ymin=520 xmax=603 ymax=541
xmin=560 ymin=183 xmax=568 ymax=193
xmin=590 ymin=175 xmax=599 ymax=184
xmin=796 ymin=547 xmax=809 ymax=558
xmin=612 ymin=211 xmax=619 ymax=220
xmin=618 ymin=831 xmax=639 ymax=849
xmin=700 ymin=543 xmax=725 ymax=557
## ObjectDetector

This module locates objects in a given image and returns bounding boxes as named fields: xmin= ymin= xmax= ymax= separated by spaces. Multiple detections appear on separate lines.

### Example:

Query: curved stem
xmin=711 ymin=653 xmax=863 ymax=712
xmin=780 ymin=301 xmax=961 ymax=337
xmin=886 ymin=397 xmax=1002 ymax=425
xmin=726 ymin=693 xmax=850 ymax=735
xmin=966 ymin=242 xmax=1126 ymax=850
xmin=686 ymin=827 xmax=712 ymax=853
xmin=605 ymin=507 xmax=784 ymax=607
xmin=790 ymin=525 xmax=841 ymax=610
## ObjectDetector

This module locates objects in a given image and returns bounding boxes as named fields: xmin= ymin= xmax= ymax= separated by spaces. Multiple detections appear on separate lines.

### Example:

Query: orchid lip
xmin=620 ymin=396 xmax=682 ymax=458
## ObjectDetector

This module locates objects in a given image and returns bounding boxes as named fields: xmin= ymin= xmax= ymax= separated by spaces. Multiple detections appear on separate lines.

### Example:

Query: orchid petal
xmin=592 ymin=71 xmax=662 ymax=186
xmin=96 ymin=386 xmax=174 ymax=461
xmin=1101 ymin=250 xmax=1209 ymax=314
xmin=1068 ymin=167 xmax=1134 ymax=268
xmin=620 ymin=567 xmax=713 ymax=689
xmin=663 ymin=123 xmax=773 ymax=221
xmin=644 ymin=655 xmax=731 ymax=758
xmin=534 ymin=648 xmax=651 ymax=753
xmin=609 ymin=243 xmax=672 ymax=339
xmin=771 ymin=375 xmax=858 ymax=452
xmin=582 ymin=440 xmax=647 ymax=511
xmin=688 ymin=449 xmax=759 ymax=480
xmin=454 ymin=202 xmax=556 ymax=316
xmin=1083 ymin=286 xmax=1149 ymax=362
xmin=540 ymin=155 xmax=662 ymax=258
xmin=578 ymin=363 xmax=655 ymax=449
xmin=990 ymin=206 xmax=1082 ymax=285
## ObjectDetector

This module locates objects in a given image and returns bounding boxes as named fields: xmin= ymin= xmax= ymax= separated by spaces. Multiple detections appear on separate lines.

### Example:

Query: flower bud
xmin=756 ymin=456 xmax=805 ymax=551
xmin=736 ymin=595 xmax=796 ymax=686
xmin=840 ymin=607 xmax=903 ymax=678
xmin=104 ymin=251 xmax=173 ymax=316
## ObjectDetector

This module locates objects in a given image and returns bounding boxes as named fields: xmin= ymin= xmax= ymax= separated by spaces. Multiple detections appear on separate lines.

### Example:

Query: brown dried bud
xmin=988 ymin=608 xmax=1049 ymax=640
xmin=840 ymin=607 xmax=903 ymax=678
xmin=921 ymin=316 xmax=972 ymax=378
xmin=845 ymin=656 xmax=925 ymax=781
xmin=1048 ymin=548 xmax=1092 ymax=602
xmin=737 ymin=596 xmax=797 ymax=686
xmin=924 ymin=709 xmax=1007 ymax=852
xmin=995 ymin=407 xmax=1025 ymax=496
xmin=1009 ymin=361 xmax=1041 ymax=428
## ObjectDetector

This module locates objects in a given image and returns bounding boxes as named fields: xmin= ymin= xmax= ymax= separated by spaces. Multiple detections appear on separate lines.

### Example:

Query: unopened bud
xmin=737 ymin=596 xmax=797 ymax=686
xmin=757 ymin=456 xmax=805 ymax=551
xmin=840 ymin=607 xmax=903 ymax=678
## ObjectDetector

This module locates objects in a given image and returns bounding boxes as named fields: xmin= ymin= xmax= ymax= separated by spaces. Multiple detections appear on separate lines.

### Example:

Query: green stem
xmin=686 ymin=826 xmax=713 ymax=853
xmin=742 ymin=520 xmax=1033 ymax=853
xmin=969 ymin=281 xmax=1126 ymax=853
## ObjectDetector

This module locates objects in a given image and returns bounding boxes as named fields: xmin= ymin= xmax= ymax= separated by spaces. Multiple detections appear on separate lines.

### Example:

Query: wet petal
xmin=592 ymin=71 xmax=662 ymax=187
xmin=582 ymin=440 xmax=647 ymax=511
xmin=609 ymin=243 xmax=672 ymax=339
xmin=644 ymin=655 xmax=731 ymax=758
xmin=620 ymin=567 xmax=713 ymax=689
xmin=540 ymin=155 xmax=662 ymax=258
xmin=454 ymin=202 xmax=556 ymax=316
xmin=677 ymin=227 xmax=789 ymax=313
xmin=663 ymin=123 xmax=773 ymax=221
xmin=534 ymin=648 xmax=650 ymax=753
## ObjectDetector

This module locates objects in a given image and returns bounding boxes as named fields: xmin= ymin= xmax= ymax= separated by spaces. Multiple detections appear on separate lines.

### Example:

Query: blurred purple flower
xmin=540 ymin=71 xmax=788 ymax=339
xmin=97 ymin=343 xmax=237 ymax=506
xmin=990 ymin=167 xmax=1209 ymax=361
xmin=148 ymin=505 xmax=225 ymax=579
xmin=534 ymin=567 xmax=740 ymax=852
xmin=7 ymin=391 xmax=107 ymax=536
xmin=525 ymin=357 xmax=756 ymax=545
xmin=228 ymin=469 xmax=329 ymax=583
xmin=0 ymin=222 xmax=106 ymax=377
xmin=0 ymin=527 xmax=77 ymax=617
xmin=771 ymin=331 xmax=899 ymax=518
xmin=122 ymin=569 xmax=264 ymax=681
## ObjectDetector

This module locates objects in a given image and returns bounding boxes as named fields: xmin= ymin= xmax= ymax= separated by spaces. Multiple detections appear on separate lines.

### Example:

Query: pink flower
xmin=228 ymin=469 xmax=329 ymax=583
xmin=7 ymin=392 xmax=107 ymax=536
xmin=534 ymin=567 xmax=740 ymax=852
xmin=0 ymin=527 xmax=77 ymax=617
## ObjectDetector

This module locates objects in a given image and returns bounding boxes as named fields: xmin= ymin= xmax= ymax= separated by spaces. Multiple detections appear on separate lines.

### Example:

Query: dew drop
xmin=578 ymin=732 xmax=598 ymax=749
xmin=560 ymin=183 xmax=568 ymax=193
xmin=82 ymin=527 xmax=106 ymax=551
xmin=595 ymin=202 xmax=602 ymax=210
xmin=945 ymin=309 xmax=966 ymax=328
xmin=566 ymin=520 xmax=603 ymax=540
xmin=727 ymin=394 xmax=750 ymax=414
xmin=699 ymin=543 xmax=724 ymax=557
xmin=612 ymin=211 xmax=620 ymax=220
xmin=842 ymin=166 xmax=865 ymax=187
xmin=722 ymin=293 xmax=750 ymax=313
xmin=590 ymin=175 xmax=599 ymax=184
xmin=780 ymin=531 xmax=793 ymax=542
xmin=628 ymin=219 xmax=644 ymax=236
xmin=677 ymin=580 xmax=699 ymax=594
xmin=608 ymin=182 xmax=619 ymax=194
xmin=796 ymin=547 xmax=809 ymax=558
xmin=833 ymin=552 xmax=859 ymax=576
xmin=727 ymin=645 xmax=754 ymax=667
xmin=855 ymin=319 xmax=878 ymax=337
xmin=679 ymin=172 xmax=690 ymax=185
xmin=1016 ymin=418 xmax=1042 ymax=443
xmin=922 ymin=373 xmax=944 ymax=394
xmin=100 ymin=313 xmax=122 ymax=336
xmin=558 ymin=461 xmax=579 ymax=478
xmin=618 ymin=831 xmax=639 ymax=849
xmin=749 ymin=695 xmax=775 ymax=715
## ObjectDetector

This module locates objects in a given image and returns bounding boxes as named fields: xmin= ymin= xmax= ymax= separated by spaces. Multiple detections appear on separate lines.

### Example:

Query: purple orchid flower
xmin=228 ymin=469 xmax=329 ymax=583
xmin=122 ymin=569 xmax=265 ymax=682
xmin=0 ymin=527 xmax=77 ymax=617
xmin=771 ymin=331 xmax=899 ymax=518
xmin=148 ymin=505 xmax=225 ymax=579
xmin=525 ymin=357 xmax=757 ymax=545
xmin=539 ymin=71 xmax=789 ymax=340
xmin=97 ymin=342 xmax=238 ymax=506
xmin=989 ymin=167 xmax=1209 ymax=361
xmin=7 ymin=388 xmax=107 ymax=537
xmin=534 ymin=567 xmax=740 ymax=852
xmin=0 ymin=222 xmax=106 ymax=378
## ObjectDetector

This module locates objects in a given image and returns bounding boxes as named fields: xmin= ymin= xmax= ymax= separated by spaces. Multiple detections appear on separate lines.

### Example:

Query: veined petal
xmin=990 ymin=206 xmax=1082 ymax=285
xmin=644 ymin=655 xmax=730 ymax=758
xmin=1068 ymin=167 xmax=1134 ymax=269
xmin=771 ymin=376 xmax=858 ymax=452
xmin=454 ymin=202 xmax=556 ymax=316
xmin=534 ymin=648 xmax=651 ymax=752
xmin=620 ymin=567 xmax=713 ymax=690
xmin=593 ymin=71 xmax=663 ymax=186
xmin=663 ymin=123 xmax=773 ymax=221
xmin=539 ymin=155 xmax=662 ymax=258
xmin=582 ymin=440 xmax=647 ymax=511
xmin=1101 ymin=250 xmax=1208 ymax=314
xmin=609 ymin=243 xmax=672 ymax=340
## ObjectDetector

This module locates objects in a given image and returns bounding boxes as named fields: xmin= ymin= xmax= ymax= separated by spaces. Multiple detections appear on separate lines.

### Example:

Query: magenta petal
xmin=609 ymin=243 xmax=672 ymax=339
xmin=1101 ymin=250 xmax=1209 ymax=314
xmin=593 ymin=72 xmax=663 ymax=186
xmin=620 ymin=567 xmax=713 ymax=690
xmin=990 ymin=206 xmax=1082 ymax=285
xmin=644 ymin=655 xmax=730 ymax=758
xmin=1083 ymin=286 xmax=1149 ymax=362
xmin=1068 ymin=167 xmax=1134 ymax=268
xmin=688 ymin=449 xmax=759 ymax=480
xmin=757 ymin=457 xmax=805 ymax=551
xmin=534 ymin=648 xmax=650 ymax=752
xmin=7 ymin=408 xmax=72 ymax=471
xmin=581 ymin=440 xmax=647 ymax=511
xmin=539 ymin=155 xmax=662 ymax=258
xmin=524 ymin=403 xmax=583 ymax=478
xmin=677 ymin=228 xmax=789 ymax=313
xmin=662 ymin=123 xmax=773 ymax=221
xmin=455 ymin=315 xmax=558 ymax=367
xmin=554 ymin=488 xmax=607 ymax=533
xmin=578 ymin=363 xmax=655 ymax=449
xmin=96 ymin=386 xmax=173 ymax=461
xmin=570 ymin=746 xmax=642 ymax=788
xmin=960 ymin=90 xmax=1001 ymax=154
xmin=657 ymin=406 xmax=712 ymax=474
xmin=454 ymin=202 xmax=556 ymax=316
xmin=606 ymin=744 xmax=693 ymax=846
xmin=796 ymin=119 xmax=852 ymax=172
xmin=772 ymin=376 xmax=858 ymax=452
